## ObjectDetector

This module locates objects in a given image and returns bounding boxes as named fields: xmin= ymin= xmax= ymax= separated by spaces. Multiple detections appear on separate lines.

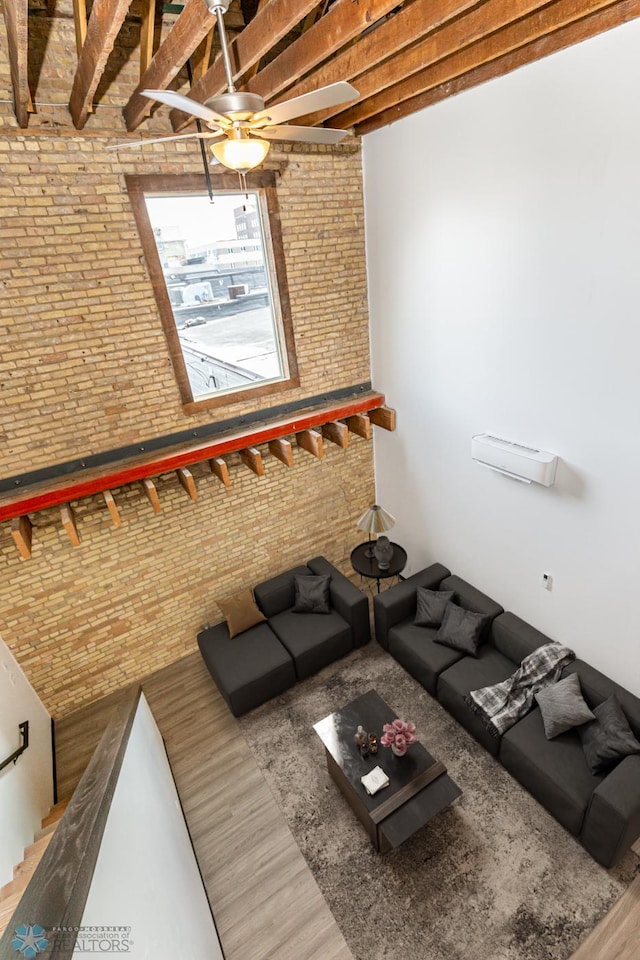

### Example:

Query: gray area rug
xmin=238 ymin=643 xmax=638 ymax=960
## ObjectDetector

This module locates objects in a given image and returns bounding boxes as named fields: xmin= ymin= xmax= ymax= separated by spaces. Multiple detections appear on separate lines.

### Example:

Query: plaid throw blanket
xmin=465 ymin=642 xmax=575 ymax=737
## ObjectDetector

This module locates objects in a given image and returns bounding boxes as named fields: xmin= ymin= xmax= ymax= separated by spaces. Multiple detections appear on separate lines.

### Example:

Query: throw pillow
xmin=414 ymin=588 xmax=455 ymax=628
xmin=579 ymin=695 xmax=640 ymax=775
xmin=534 ymin=673 xmax=595 ymax=739
xmin=433 ymin=602 xmax=490 ymax=657
xmin=293 ymin=574 xmax=331 ymax=614
xmin=218 ymin=588 xmax=267 ymax=639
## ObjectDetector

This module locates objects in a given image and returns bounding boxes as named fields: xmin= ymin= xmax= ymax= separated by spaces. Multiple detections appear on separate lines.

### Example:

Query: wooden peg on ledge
xmin=11 ymin=516 xmax=32 ymax=559
xmin=61 ymin=505 xmax=81 ymax=547
xmin=176 ymin=468 xmax=197 ymax=501
xmin=345 ymin=413 xmax=372 ymax=440
xmin=268 ymin=437 xmax=294 ymax=467
xmin=239 ymin=447 xmax=264 ymax=477
xmin=369 ymin=406 xmax=396 ymax=431
xmin=209 ymin=457 xmax=231 ymax=487
xmin=322 ymin=421 xmax=349 ymax=448
xmin=102 ymin=490 xmax=121 ymax=527
xmin=142 ymin=478 xmax=161 ymax=513
xmin=297 ymin=429 xmax=324 ymax=459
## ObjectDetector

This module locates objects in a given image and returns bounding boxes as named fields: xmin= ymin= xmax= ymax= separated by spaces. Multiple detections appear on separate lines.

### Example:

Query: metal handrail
xmin=0 ymin=721 xmax=29 ymax=773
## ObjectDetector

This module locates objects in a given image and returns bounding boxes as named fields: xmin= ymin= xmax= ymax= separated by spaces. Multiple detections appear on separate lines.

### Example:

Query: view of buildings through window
xmin=144 ymin=192 xmax=287 ymax=401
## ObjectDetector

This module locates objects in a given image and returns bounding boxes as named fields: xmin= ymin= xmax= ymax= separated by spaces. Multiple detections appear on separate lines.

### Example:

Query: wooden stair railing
xmin=0 ymin=687 xmax=141 ymax=960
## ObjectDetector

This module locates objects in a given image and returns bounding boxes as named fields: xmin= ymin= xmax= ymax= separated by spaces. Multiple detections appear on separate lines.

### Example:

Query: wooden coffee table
xmin=313 ymin=689 xmax=462 ymax=853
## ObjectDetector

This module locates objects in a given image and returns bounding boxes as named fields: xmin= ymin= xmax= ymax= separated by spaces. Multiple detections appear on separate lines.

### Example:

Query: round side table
xmin=350 ymin=541 xmax=407 ymax=594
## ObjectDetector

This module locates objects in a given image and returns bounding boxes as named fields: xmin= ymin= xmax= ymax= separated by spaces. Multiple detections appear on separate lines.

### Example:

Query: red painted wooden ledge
xmin=0 ymin=392 xmax=387 ymax=522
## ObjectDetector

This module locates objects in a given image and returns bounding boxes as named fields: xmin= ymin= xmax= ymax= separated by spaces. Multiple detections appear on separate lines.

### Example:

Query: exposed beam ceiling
xmin=69 ymin=0 xmax=133 ymax=129
xmin=168 ymin=0 xmax=320 ymax=132
xmin=2 ymin=0 xmax=639 ymax=142
xmin=2 ymin=0 xmax=30 ymax=128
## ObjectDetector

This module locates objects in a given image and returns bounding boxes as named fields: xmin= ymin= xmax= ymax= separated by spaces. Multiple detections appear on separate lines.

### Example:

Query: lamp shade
xmin=356 ymin=504 xmax=396 ymax=535
xmin=210 ymin=135 xmax=270 ymax=172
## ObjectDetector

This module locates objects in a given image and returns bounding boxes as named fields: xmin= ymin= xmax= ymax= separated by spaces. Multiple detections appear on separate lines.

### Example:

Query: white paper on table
xmin=361 ymin=765 xmax=390 ymax=796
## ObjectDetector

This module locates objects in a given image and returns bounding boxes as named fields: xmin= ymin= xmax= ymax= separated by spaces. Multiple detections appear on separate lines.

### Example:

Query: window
xmin=126 ymin=173 xmax=298 ymax=413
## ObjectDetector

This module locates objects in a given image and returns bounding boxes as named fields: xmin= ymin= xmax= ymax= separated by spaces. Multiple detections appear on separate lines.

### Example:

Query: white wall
xmin=81 ymin=694 xmax=224 ymax=959
xmin=363 ymin=19 xmax=640 ymax=695
xmin=0 ymin=636 xmax=53 ymax=885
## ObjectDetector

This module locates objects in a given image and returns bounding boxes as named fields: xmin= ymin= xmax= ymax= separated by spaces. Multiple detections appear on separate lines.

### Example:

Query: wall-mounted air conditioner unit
xmin=471 ymin=434 xmax=558 ymax=486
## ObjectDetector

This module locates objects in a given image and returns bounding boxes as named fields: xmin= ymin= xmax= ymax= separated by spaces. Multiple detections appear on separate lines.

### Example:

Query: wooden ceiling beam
xmin=124 ymin=0 xmax=217 ymax=132
xmin=102 ymin=490 xmax=122 ymax=527
xmin=11 ymin=516 xmax=32 ymax=560
xmin=190 ymin=25 xmax=216 ymax=83
xmin=170 ymin=0 xmax=321 ymax=131
xmin=358 ymin=0 xmax=640 ymax=135
xmin=258 ymin=0 xmax=478 ymax=123
xmin=3 ymin=0 xmax=30 ymax=128
xmin=139 ymin=0 xmax=157 ymax=83
xmin=335 ymin=0 xmax=629 ymax=131
xmin=73 ymin=0 xmax=88 ymax=59
xmin=244 ymin=0 xmax=402 ymax=104
xmin=306 ymin=0 xmax=559 ymax=128
xmin=268 ymin=438 xmax=294 ymax=466
xmin=69 ymin=0 xmax=133 ymax=130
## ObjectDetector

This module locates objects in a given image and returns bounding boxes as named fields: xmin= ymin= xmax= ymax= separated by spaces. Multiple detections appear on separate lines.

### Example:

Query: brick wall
xmin=0 ymin=15 xmax=375 ymax=718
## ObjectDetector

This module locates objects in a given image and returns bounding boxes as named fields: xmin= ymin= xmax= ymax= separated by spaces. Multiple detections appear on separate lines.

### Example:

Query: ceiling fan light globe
xmin=210 ymin=137 xmax=270 ymax=172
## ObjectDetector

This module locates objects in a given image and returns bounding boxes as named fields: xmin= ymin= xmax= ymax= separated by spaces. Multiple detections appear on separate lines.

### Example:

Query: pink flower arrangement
xmin=380 ymin=718 xmax=417 ymax=756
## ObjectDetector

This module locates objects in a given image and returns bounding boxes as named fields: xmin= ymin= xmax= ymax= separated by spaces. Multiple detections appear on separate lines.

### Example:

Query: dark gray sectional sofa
xmin=374 ymin=562 xmax=640 ymax=867
xmin=198 ymin=556 xmax=369 ymax=717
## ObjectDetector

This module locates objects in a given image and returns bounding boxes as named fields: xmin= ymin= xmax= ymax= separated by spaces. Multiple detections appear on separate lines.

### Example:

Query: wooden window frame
xmin=125 ymin=171 xmax=299 ymax=415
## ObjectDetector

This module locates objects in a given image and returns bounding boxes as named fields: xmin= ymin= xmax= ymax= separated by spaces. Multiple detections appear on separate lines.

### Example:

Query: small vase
xmin=391 ymin=742 xmax=407 ymax=757
xmin=374 ymin=535 xmax=393 ymax=570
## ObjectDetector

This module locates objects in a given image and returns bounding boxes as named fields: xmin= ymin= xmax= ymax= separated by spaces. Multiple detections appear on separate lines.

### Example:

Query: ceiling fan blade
xmin=258 ymin=125 xmax=349 ymax=145
xmin=141 ymin=89 xmax=231 ymax=127
xmin=253 ymin=81 xmax=359 ymax=126
xmin=106 ymin=131 xmax=224 ymax=151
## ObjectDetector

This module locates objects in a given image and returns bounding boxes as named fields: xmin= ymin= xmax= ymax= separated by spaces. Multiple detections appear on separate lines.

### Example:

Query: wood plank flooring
xmin=55 ymin=651 xmax=640 ymax=960
xmin=54 ymin=653 xmax=354 ymax=960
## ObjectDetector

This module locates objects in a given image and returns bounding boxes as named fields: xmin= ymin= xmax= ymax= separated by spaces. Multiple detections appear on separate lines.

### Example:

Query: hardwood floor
xmin=54 ymin=653 xmax=354 ymax=960
xmin=55 ymin=652 xmax=639 ymax=960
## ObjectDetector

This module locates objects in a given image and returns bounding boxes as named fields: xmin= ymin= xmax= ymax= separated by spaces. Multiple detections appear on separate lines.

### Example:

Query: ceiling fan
xmin=110 ymin=0 xmax=359 ymax=174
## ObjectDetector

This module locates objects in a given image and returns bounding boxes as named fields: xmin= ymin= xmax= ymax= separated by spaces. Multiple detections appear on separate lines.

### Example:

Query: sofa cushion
xmin=197 ymin=620 xmax=295 ymax=717
xmin=268 ymin=608 xmax=352 ymax=680
xmin=562 ymin=660 xmax=640 ymax=740
xmin=414 ymin=588 xmax=454 ymax=628
xmin=499 ymin=708 xmax=602 ymax=835
xmin=438 ymin=575 xmax=504 ymax=627
xmin=388 ymin=619 xmax=465 ymax=696
xmin=254 ymin=565 xmax=311 ymax=618
xmin=579 ymin=696 xmax=640 ymax=774
xmin=434 ymin=603 xmax=490 ymax=657
xmin=490 ymin=612 xmax=554 ymax=663
xmin=437 ymin=645 xmax=518 ymax=756
xmin=218 ymin=588 xmax=267 ymax=639
xmin=293 ymin=574 xmax=331 ymax=614
xmin=535 ymin=673 xmax=595 ymax=739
